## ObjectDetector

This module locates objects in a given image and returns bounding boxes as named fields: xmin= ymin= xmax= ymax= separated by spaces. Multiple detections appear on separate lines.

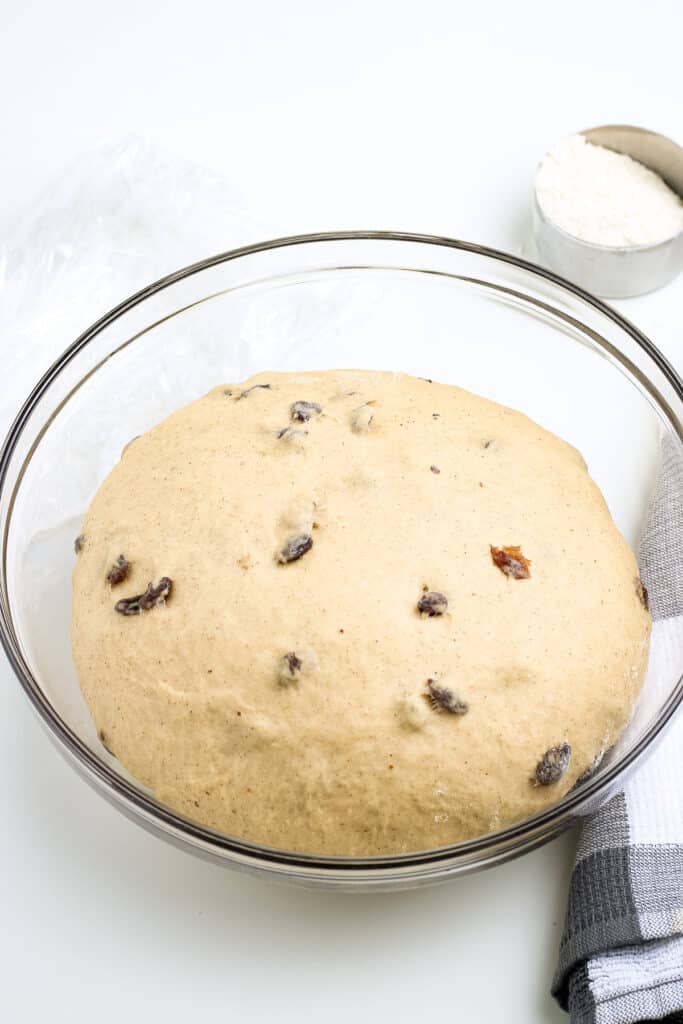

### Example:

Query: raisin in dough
xmin=71 ymin=370 xmax=651 ymax=855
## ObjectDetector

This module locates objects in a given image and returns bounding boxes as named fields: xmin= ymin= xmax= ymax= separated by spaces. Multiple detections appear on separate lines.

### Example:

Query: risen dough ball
xmin=72 ymin=370 xmax=650 ymax=855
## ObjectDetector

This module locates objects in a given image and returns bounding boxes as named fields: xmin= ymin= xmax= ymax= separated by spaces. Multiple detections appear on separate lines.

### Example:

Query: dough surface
xmin=71 ymin=370 xmax=651 ymax=855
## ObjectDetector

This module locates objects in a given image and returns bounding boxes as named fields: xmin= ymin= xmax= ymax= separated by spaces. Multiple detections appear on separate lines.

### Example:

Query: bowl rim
xmin=1 ymin=229 xmax=682 ymax=876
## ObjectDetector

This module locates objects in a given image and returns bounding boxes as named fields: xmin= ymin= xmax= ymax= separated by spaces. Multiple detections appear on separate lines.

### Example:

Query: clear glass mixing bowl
xmin=1 ymin=232 xmax=681 ymax=890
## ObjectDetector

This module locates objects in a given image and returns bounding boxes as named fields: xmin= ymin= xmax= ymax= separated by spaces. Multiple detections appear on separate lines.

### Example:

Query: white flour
xmin=535 ymin=133 xmax=683 ymax=248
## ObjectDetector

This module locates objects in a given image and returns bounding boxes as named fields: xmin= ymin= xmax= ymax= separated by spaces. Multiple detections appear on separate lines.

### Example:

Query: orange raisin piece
xmin=490 ymin=545 xmax=531 ymax=580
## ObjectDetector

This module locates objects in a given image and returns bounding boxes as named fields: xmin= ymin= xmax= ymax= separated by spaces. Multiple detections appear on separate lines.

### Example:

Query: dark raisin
xmin=425 ymin=679 xmax=468 ymax=715
xmin=277 ymin=534 xmax=313 ymax=564
xmin=534 ymin=743 xmax=571 ymax=785
xmin=635 ymin=577 xmax=649 ymax=611
xmin=106 ymin=555 xmax=129 ymax=586
xmin=430 ymin=465 xmax=441 ymax=474
xmin=139 ymin=577 xmax=173 ymax=610
xmin=236 ymin=383 xmax=272 ymax=400
xmin=483 ymin=439 xmax=493 ymax=449
xmin=278 ymin=651 xmax=303 ymax=686
xmin=74 ymin=535 xmax=84 ymax=554
xmin=290 ymin=400 xmax=322 ymax=422
xmin=490 ymin=545 xmax=531 ymax=579
xmin=417 ymin=591 xmax=448 ymax=616
xmin=115 ymin=577 xmax=173 ymax=616
xmin=285 ymin=652 xmax=302 ymax=674
xmin=114 ymin=593 xmax=142 ymax=616
xmin=432 ymin=412 xmax=440 ymax=419
xmin=420 ymin=378 xmax=434 ymax=384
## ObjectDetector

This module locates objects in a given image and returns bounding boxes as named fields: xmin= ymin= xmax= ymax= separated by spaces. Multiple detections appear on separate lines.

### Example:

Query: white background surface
xmin=1 ymin=2 xmax=682 ymax=1021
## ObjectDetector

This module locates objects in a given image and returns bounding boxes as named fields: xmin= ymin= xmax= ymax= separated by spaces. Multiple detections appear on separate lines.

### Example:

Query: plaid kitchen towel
xmin=553 ymin=435 xmax=683 ymax=1024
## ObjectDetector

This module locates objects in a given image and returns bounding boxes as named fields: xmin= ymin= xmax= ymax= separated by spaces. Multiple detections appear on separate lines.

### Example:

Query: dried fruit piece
xmin=534 ymin=743 xmax=571 ymax=785
xmin=277 ymin=534 xmax=313 ymax=564
xmin=276 ymin=647 xmax=319 ymax=685
xmin=350 ymin=403 xmax=374 ymax=433
xmin=74 ymin=535 xmax=84 ymax=554
xmin=114 ymin=594 xmax=143 ymax=616
xmin=290 ymin=400 xmax=322 ymax=422
xmin=417 ymin=591 xmax=448 ymax=616
xmin=106 ymin=555 xmax=130 ymax=586
xmin=635 ymin=577 xmax=649 ymax=611
xmin=277 ymin=652 xmax=303 ymax=686
xmin=425 ymin=679 xmax=469 ymax=715
xmin=236 ymin=383 xmax=272 ymax=400
xmin=138 ymin=577 xmax=172 ymax=610
xmin=490 ymin=545 xmax=531 ymax=580
xmin=115 ymin=577 xmax=173 ymax=616
xmin=284 ymin=651 xmax=302 ymax=674
xmin=430 ymin=465 xmax=441 ymax=474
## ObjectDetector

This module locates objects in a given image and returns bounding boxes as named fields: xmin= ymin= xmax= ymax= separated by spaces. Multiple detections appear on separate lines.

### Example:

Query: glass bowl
xmin=1 ymin=232 xmax=681 ymax=891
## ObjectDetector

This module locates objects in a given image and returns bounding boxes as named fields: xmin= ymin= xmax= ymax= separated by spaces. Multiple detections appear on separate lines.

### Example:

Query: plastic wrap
xmin=0 ymin=136 xmax=264 ymax=437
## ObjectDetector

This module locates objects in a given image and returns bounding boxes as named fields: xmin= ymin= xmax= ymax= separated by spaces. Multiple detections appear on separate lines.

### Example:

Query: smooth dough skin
xmin=71 ymin=370 xmax=651 ymax=855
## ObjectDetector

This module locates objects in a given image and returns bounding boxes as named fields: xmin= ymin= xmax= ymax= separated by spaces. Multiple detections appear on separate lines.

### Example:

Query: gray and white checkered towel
xmin=553 ymin=435 xmax=683 ymax=1024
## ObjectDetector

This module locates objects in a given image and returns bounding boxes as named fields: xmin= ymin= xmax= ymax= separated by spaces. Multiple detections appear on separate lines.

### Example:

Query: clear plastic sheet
xmin=0 ymin=136 xmax=264 ymax=437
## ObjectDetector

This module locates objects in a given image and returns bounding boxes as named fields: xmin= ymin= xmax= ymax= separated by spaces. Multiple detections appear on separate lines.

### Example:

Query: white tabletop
xmin=1 ymin=2 xmax=681 ymax=1021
